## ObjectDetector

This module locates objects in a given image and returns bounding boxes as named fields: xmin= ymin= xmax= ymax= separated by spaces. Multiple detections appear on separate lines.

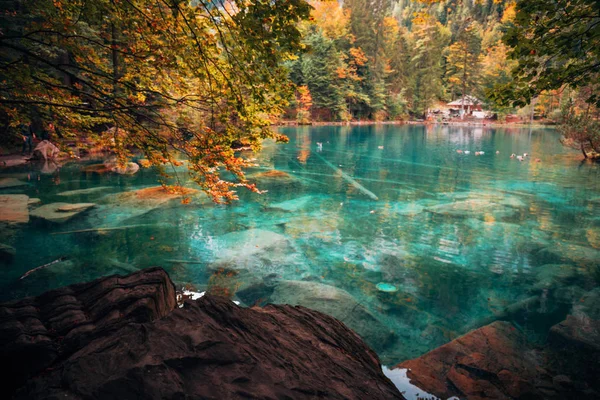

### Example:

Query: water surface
xmin=1 ymin=124 xmax=599 ymax=364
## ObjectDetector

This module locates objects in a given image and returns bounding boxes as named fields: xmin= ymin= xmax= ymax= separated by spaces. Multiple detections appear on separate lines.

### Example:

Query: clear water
xmin=1 ymin=124 xmax=599 ymax=364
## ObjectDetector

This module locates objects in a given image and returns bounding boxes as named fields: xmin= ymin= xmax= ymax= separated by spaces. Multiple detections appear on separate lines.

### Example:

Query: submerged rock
xmin=532 ymin=264 xmax=579 ymax=291
xmin=249 ymin=169 xmax=301 ymax=187
xmin=269 ymin=280 xmax=395 ymax=351
xmin=0 ymin=242 xmax=16 ymax=263
xmin=81 ymin=163 xmax=111 ymax=174
xmin=27 ymin=197 xmax=41 ymax=207
xmin=3 ymin=268 xmax=403 ymax=400
xmin=105 ymin=186 xmax=199 ymax=209
xmin=269 ymin=195 xmax=314 ymax=212
xmin=0 ymin=194 xmax=29 ymax=224
xmin=57 ymin=186 xmax=113 ymax=197
xmin=536 ymin=242 xmax=600 ymax=267
xmin=0 ymin=177 xmax=28 ymax=189
xmin=426 ymin=198 xmax=520 ymax=219
xmin=30 ymin=202 xmax=95 ymax=223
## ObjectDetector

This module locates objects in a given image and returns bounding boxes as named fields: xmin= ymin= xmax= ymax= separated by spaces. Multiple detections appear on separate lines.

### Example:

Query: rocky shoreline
xmin=1 ymin=268 xmax=599 ymax=399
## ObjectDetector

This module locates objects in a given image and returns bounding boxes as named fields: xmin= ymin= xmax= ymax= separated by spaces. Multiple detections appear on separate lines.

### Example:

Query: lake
xmin=1 ymin=124 xmax=599 ymax=364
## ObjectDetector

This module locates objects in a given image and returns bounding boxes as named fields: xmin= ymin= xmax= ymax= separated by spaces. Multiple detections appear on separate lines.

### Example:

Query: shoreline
xmin=275 ymin=120 xmax=557 ymax=129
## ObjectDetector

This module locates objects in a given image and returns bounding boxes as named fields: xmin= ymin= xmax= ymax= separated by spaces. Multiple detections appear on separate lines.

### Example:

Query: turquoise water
xmin=1 ymin=124 xmax=599 ymax=364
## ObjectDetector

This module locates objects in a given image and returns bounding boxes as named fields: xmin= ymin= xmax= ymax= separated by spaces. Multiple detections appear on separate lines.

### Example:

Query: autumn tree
xmin=0 ymin=0 xmax=311 ymax=202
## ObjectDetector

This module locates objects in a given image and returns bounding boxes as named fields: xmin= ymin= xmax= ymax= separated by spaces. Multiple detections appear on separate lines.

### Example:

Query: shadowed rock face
xmin=0 ymin=267 xmax=177 ymax=396
xmin=394 ymin=320 xmax=599 ymax=399
xmin=1 ymin=268 xmax=404 ymax=400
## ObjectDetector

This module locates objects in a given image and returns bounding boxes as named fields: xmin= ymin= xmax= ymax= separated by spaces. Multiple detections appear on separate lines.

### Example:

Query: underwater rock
xmin=81 ymin=163 xmax=111 ymax=174
xmin=392 ymin=203 xmax=424 ymax=216
xmin=536 ymin=242 xmax=600 ymax=267
xmin=532 ymin=264 xmax=579 ymax=291
xmin=249 ymin=169 xmax=301 ymax=187
xmin=269 ymin=280 xmax=395 ymax=351
xmin=5 ymin=269 xmax=403 ymax=400
xmin=105 ymin=186 xmax=199 ymax=209
xmin=0 ymin=177 xmax=28 ymax=189
xmin=548 ymin=291 xmax=600 ymax=394
xmin=394 ymin=321 xmax=598 ymax=399
xmin=27 ymin=197 xmax=41 ymax=207
xmin=0 ymin=242 xmax=16 ymax=263
xmin=269 ymin=195 xmax=314 ymax=212
xmin=30 ymin=202 xmax=95 ymax=223
xmin=210 ymin=228 xmax=291 ymax=265
xmin=426 ymin=198 xmax=520 ymax=219
xmin=0 ymin=194 xmax=29 ymax=224
xmin=57 ymin=186 xmax=113 ymax=197
xmin=0 ymin=267 xmax=177 ymax=396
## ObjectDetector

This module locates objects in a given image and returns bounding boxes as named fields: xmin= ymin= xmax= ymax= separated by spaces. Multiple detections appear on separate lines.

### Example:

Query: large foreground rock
xmin=0 ymin=267 xmax=177 ymax=396
xmin=3 ymin=269 xmax=404 ymax=400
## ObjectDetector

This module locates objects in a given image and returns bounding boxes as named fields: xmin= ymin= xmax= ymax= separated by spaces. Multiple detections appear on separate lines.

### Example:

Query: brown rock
xmin=5 ymin=268 xmax=403 ymax=400
xmin=0 ymin=194 xmax=29 ymax=224
xmin=0 ymin=177 xmax=28 ymax=189
xmin=30 ymin=202 xmax=95 ymax=223
xmin=394 ymin=322 xmax=547 ymax=399
xmin=0 ymin=267 xmax=176 ymax=396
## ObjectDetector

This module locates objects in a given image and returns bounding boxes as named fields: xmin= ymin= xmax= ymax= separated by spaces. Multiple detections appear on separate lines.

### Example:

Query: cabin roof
xmin=447 ymin=95 xmax=481 ymax=106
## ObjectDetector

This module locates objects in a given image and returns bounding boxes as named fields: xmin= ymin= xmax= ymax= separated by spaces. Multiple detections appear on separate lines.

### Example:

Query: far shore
xmin=275 ymin=119 xmax=557 ymax=129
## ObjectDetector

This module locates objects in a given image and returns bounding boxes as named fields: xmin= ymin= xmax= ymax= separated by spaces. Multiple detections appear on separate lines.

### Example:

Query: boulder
xmin=0 ymin=177 xmax=27 ymax=190
xmin=33 ymin=140 xmax=60 ymax=160
xmin=0 ymin=194 xmax=29 ymax=224
xmin=5 ymin=268 xmax=403 ymax=400
xmin=0 ymin=267 xmax=177 ymax=396
xmin=30 ymin=202 xmax=95 ymax=223
xmin=58 ymin=187 xmax=113 ymax=197
xmin=394 ymin=320 xmax=599 ymax=399
xmin=0 ymin=242 xmax=16 ymax=263
xmin=395 ymin=322 xmax=542 ymax=399
xmin=269 ymin=280 xmax=395 ymax=351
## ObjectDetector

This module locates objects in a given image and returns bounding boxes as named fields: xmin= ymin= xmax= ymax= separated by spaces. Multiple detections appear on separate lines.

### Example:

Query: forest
xmin=1 ymin=0 xmax=599 ymax=201
xmin=286 ymin=0 xmax=599 ymax=127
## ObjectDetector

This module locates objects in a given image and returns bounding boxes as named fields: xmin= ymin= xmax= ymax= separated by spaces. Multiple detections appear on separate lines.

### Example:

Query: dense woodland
xmin=0 ymin=0 xmax=599 ymax=200
xmin=286 ymin=0 xmax=598 ymax=127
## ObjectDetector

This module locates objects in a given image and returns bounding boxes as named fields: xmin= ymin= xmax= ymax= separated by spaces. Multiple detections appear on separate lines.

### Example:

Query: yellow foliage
xmin=310 ymin=0 xmax=351 ymax=40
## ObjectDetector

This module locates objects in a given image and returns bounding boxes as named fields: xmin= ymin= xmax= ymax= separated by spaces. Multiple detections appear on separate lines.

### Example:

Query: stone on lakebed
xmin=0 ymin=194 xmax=29 ymax=224
xmin=30 ymin=202 xmax=95 ymax=223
